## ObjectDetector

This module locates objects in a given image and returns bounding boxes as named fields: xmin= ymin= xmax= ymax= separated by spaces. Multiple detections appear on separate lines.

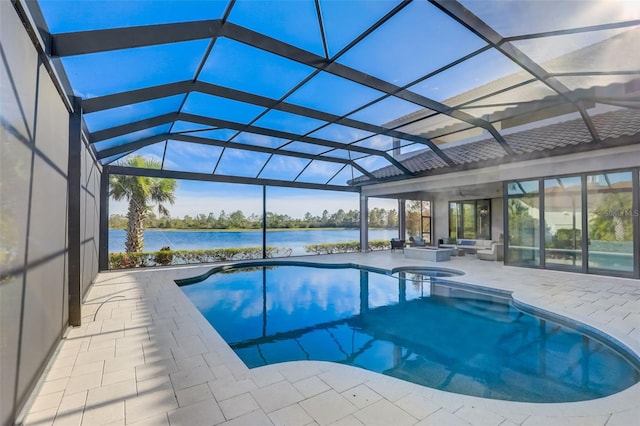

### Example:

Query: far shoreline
xmin=108 ymin=227 xmax=396 ymax=232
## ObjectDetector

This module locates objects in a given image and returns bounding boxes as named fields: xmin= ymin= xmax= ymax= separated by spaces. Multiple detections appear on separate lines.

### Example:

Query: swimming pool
xmin=178 ymin=262 xmax=640 ymax=403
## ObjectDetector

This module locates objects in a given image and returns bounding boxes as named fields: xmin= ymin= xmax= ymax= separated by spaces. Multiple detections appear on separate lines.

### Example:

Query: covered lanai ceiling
xmin=26 ymin=0 xmax=640 ymax=190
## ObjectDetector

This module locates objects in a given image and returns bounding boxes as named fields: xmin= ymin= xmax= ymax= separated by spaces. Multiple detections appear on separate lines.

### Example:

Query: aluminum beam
xmin=90 ymin=112 xmax=414 ymax=176
xmin=100 ymin=133 xmax=378 ymax=181
xmin=52 ymin=19 xmax=498 ymax=163
xmin=67 ymin=97 xmax=82 ymax=326
xmin=108 ymin=165 xmax=359 ymax=192
xmin=430 ymin=0 xmax=601 ymax=144
xmin=50 ymin=20 xmax=223 ymax=56
xmin=98 ymin=166 xmax=110 ymax=271
xmin=82 ymin=80 xmax=455 ymax=165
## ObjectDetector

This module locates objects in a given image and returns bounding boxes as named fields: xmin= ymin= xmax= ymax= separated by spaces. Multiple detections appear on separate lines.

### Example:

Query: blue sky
xmin=38 ymin=0 xmax=640 ymax=217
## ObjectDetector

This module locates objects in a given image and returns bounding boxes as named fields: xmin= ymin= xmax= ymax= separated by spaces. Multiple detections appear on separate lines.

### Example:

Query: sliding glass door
xmin=586 ymin=172 xmax=634 ymax=274
xmin=506 ymin=180 xmax=540 ymax=267
xmin=544 ymin=177 xmax=582 ymax=271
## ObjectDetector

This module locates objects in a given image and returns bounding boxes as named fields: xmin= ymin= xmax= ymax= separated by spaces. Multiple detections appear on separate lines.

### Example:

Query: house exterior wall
xmin=0 ymin=4 xmax=101 ymax=425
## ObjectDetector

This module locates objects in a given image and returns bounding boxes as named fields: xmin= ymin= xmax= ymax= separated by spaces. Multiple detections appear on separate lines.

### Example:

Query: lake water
xmin=109 ymin=228 xmax=398 ymax=256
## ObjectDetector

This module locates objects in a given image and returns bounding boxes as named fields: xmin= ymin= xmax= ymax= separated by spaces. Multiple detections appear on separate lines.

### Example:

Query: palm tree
xmin=109 ymin=156 xmax=177 ymax=253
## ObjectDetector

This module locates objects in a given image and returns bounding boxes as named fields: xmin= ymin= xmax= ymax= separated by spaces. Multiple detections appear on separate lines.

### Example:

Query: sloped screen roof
xmin=31 ymin=0 xmax=640 ymax=189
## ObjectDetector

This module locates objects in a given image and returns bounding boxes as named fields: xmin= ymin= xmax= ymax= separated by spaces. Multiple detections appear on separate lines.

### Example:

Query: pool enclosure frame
xmin=3 ymin=2 xmax=640 ymax=424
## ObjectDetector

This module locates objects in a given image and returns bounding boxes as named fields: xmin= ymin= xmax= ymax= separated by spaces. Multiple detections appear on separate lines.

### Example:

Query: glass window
xmin=309 ymin=123 xmax=374 ymax=143
xmin=40 ymin=0 xmax=227 ymax=32
xmin=171 ymin=121 xmax=214 ymax=134
xmin=337 ymin=1 xmax=486 ymax=86
xmin=448 ymin=202 xmax=459 ymax=240
xmin=163 ymin=140 xmax=223 ymax=174
xmin=409 ymin=48 xmax=532 ymax=104
xmin=184 ymin=128 xmax=238 ymax=141
xmin=61 ymin=40 xmax=209 ymax=98
xmin=182 ymin=93 xmax=265 ymax=124
xmin=283 ymin=142 xmax=330 ymax=155
xmin=369 ymin=197 xmax=400 ymax=243
xmin=586 ymin=171 xmax=634 ymax=273
xmin=476 ymin=199 xmax=491 ymax=240
xmin=460 ymin=81 xmax=558 ymax=119
xmin=296 ymin=160 xmax=346 ymax=184
xmin=347 ymin=96 xmax=425 ymax=127
xmin=320 ymin=0 xmax=401 ymax=57
xmin=327 ymin=165 xmax=359 ymax=186
xmin=84 ymin=95 xmax=184 ymax=132
xmin=117 ymin=141 xmax=167 ymax=166
xmin=405 ymin=200 xmax=431 ymax=244
xmin=200 ymin=38 xmax=314 ymax=99
xmin=322 ymin=149 xmax=360 ymax=160
xmin=544 ymin=176 xmax=583 ymax=270
xmin=512 ymin=27 xmax=638 ymax=74
xmin=449 ymin=199 xmax=491 ymax=240
xmin=93 ymin=125 xmax=172 ymax=152
xmin=459 ymin=0 xmax=639 ymax=37
xmin=353 ymin=135 xmax=409 ymax=151
xmin=228 ymin=0 xmax=325 ymax=56
xmin=396 ymin=113 xmax=473 ymax=139
xmin=213 ymin=148 xmax=271 ymax=178
xmin=286 ymin=72 xmax=384 ymax=116
xmin=231 ymin=132 xmax=289 ymax=149
xmin=507 ymin=180 xmax=540 ymax=267
xmin=253 ymin=110 xmax=326 ymax=135
xmin=259 ymin=155 xmax=310 ymax=181
xmin=353 ymin=156 xmax=394 ymax=174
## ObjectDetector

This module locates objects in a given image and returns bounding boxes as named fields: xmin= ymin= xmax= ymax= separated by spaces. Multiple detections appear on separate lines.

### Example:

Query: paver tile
xmin=136 ymin=374 xmax=173 ymax=394
xmin=125 ymin=388 xmax=177 ymax=424
xmin=38 ymin=378 xmax=70 ymax=396
xmin=167 ymin=398 xmax=225 ymax=426
xmin=318 ymin=370 xmax=366 ymax=393
xmin=24 ymin=407 xmax=57 ymax=426
xmin=175 ymin=383 xmax=213 ymax=407
xmin=395 ymin=393 xmax=440 ymax=420
xmin=169 ymin=364 xmax=215 ymax=391
xmin=455 ymin=406 xmax=504 ymax=426
xmin=353 ymin=399 xmax=417 ymax=426
xmin=209 ymin=377 xmax=257 ymax=401
xmin=29 ymin=391 xmax=64 ymax=413
xmin=417 ymin=408 xmax=470 ymax=426
xmin=81 ymin=401 xmax=124 ymax=426
xmin=102 ymin=367 xmax=136 ymax=386
xmin=86 ymin=379 xmax=137 ymax=407
xmin=340 ymin=385 xmax=382 ymax=409
xmin=299 ymin=390 xmax=357 ymax=425
xmin=251 ymin=380 xmax=305 ymax=413
xmin=293 ymin=376 xmax=331 ymax=399
xmin=219 ymin=392 xmax=260 ymax=420
xmin=268 ymin=404 xmax=313 ymax=426
xmin=219 ymin=410 xmax=273 ymax=426
xmin=65 ymin=372 xmax=102 ymax=395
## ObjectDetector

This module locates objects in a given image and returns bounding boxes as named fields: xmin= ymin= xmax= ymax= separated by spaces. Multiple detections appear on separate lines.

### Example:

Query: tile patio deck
xmin=22 ymin=252 xmax=640 ymax=426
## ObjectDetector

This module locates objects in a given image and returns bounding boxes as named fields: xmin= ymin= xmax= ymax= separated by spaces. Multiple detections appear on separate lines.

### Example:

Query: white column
xmin=360 ymin=193 xmax=368 ymax=252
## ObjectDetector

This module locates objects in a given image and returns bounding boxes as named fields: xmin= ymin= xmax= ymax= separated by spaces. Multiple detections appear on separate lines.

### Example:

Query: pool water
xmin=179 ymin=263 xmax=640 ymax=402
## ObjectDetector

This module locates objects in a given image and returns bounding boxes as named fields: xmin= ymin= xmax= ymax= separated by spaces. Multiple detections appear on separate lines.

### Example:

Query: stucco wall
xmin=0 ymin=3 xmax=101 ymax=424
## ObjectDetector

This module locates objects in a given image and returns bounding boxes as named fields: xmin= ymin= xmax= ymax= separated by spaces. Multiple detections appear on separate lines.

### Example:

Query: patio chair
xmin=409 ymin=236 xmax=426 ymax=247
xmin=390 ymin=238 xmax=405 ymax=252
xmin=477 ymin=242 xmax=504 ymax=261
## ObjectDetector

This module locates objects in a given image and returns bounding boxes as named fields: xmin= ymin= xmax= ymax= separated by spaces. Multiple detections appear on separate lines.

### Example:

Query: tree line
xmin=109 ymin=207 xmax=399 ymax=230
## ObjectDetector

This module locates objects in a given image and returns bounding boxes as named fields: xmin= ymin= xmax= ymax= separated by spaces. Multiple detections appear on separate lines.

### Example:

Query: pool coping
xmin=23 ymin=252 xmax=640 ymax=426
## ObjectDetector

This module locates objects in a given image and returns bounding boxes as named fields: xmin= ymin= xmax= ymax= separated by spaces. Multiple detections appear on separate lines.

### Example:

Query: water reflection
xmin=181 ymin=265 xmax=639 ymax=402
